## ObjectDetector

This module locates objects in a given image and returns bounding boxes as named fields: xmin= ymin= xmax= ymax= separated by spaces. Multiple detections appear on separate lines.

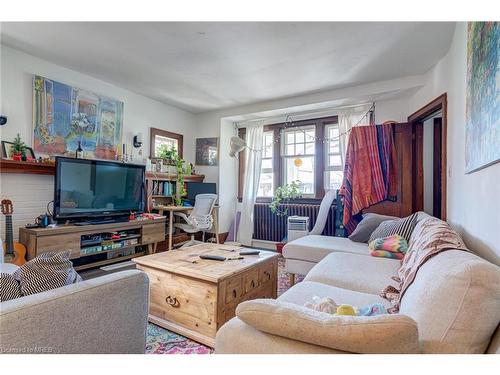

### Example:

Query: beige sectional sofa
xmin=215 ymin=212 xmax=500 ymax=354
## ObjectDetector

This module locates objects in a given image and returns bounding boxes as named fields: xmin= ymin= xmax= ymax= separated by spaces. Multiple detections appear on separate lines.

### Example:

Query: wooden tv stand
xmin=19 ymin=218 xmax=166 ymax=271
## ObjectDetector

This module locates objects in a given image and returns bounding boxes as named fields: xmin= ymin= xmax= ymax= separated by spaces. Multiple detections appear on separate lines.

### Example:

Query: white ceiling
xmin=0 ymin=22 xmax=455 ymax=113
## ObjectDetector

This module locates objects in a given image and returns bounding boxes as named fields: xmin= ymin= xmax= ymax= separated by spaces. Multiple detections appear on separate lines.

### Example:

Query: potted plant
xmin=157 ymin=145 xmax=179 ymax=174
xmin=270 ymin=180 xmax=302 ymax=216
xmin=269 ymin=180 xmax=302 ymax=253
xmin=174 ymin=155 xmax=187 ymax=206
xmin=11 ymin=133 xmax=27 ymax=161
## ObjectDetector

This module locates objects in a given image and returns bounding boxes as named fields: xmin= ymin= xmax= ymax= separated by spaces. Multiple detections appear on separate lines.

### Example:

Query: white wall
xmin=0 ymin=45 xmax=197 ymax=239
xmin=409 ymin=23 xmax=500 ymax=265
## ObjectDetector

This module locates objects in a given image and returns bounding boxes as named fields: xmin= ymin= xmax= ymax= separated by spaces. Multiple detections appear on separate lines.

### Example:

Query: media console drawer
xmin=142 ymin=223 xmax=165 ymax=244
xmin=37 ymin=233 xmax=81 ymax=259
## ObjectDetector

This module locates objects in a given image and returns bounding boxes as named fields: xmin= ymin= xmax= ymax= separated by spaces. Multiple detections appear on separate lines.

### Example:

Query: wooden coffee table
xmin=133 ymin=243 xmax=279 ymax=347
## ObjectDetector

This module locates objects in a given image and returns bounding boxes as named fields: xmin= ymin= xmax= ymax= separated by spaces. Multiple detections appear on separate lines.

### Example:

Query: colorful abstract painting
xmin=465 ymin=22 xmax=500 ymax=173
xmin=33 ymin=75 xmax=123 ymax=159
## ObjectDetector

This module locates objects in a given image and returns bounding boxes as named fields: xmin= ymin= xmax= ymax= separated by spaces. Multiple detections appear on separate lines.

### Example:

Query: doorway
xmin=408 ymin=94 xmax=447 ymax=220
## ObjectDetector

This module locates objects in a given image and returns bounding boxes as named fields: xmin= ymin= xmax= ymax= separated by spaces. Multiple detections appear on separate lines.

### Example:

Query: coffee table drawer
xmin=143 ymin=267 xmax=217 ymax=337
xmin=243 ymin=269 xmax=260 ymax=294
xmin=259 ymin=261 xmax=274 ymax=284
xmin=225 ymin=277 xmax=242 ymax=304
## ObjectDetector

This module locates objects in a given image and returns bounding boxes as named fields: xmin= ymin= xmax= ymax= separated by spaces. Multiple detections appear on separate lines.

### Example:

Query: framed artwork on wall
xmin=195 ymin=137 xmax=219 ymax=166
xmin=32 ymin=75 xmax=124 ymax=160
xmin=465 ymin=22 xmax=500 ymax=173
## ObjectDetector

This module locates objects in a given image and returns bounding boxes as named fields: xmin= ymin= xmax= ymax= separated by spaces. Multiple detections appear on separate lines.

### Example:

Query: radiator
xmin=253 ymin=203 xmax=337 ymax=242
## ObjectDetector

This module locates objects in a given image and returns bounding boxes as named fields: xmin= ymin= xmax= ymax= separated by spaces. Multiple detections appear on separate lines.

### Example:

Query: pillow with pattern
xmin=0 ymin=272 xmax=21 ymax=302
xmin=369 ymin=212 xmax=418 ymax=243
xmin=13 ymin=251 xmax=82 ymax=297
xmin=368 ymin=234 xmax=409 ymax=260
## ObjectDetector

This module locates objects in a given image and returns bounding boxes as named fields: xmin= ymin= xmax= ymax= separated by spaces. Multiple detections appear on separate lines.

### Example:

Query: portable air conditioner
xmin=287 ymin=216 xmax=310 ymax=242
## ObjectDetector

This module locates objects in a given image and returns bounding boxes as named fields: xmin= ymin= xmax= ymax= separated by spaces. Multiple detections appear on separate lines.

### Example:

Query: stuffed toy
xmin=304 ymin=296 xmax=338 ymax=314
xmin=305 ymin=297 xmax=388 ymax=317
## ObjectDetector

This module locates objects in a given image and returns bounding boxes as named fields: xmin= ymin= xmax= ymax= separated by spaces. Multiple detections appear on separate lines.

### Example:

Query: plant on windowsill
xmin=269 ymin=180 xmax=302 ymax=217
xmin=157 ymin=145 xmax=178 ymax=166
xmin=11 ymin=133 xmax=28 ymax=161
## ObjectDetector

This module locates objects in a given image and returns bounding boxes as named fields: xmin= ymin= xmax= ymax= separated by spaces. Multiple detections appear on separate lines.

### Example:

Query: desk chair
xmin=174 ymin=194 xmax=218 ymax=247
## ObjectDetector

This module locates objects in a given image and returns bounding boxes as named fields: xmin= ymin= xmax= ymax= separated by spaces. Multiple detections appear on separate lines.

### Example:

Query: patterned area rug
xmin=145 ymin=255 xmax=303 ymax=354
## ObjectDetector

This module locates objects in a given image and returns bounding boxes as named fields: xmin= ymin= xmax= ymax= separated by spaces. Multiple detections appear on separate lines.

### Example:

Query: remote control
xmin=199 ymin=254 xmax=226 ymax=261
xmin=239 ymin=250 xmax=260 ymax=255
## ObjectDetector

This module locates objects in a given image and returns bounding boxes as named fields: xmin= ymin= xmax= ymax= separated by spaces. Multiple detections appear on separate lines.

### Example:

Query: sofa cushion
xmin=399 ymin=250 xmax=500 ymax=354
xmin=283 ymin=235 xmax=369 ymax=264
xmin=215 ymin=317 xmax=344 ymax=354
xmin=369 ymin=212 xmax=418 ymax=243
xmin=348 ymin=213 xmax=397 ymax=243
xmin=304 ymin=252 xmax=400 ymax=295
xmin=279 ymin=280 xmax=391 ymax=308
xmin=236 ymin=299 xmax=420 ymax=353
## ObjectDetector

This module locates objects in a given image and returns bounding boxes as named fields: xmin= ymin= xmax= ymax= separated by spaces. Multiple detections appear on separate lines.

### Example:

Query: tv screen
xmin=54 ymin=157 xmax=145 ymax=220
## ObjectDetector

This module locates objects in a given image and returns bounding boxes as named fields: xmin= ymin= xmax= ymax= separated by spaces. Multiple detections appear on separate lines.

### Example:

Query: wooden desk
xmin=155 ymin=204 xmax=220 ymax=250
xmin=154 ymin=205 xmax=192 ymax=251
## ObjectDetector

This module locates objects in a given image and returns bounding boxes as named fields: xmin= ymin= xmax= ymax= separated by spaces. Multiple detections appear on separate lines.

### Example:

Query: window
xmin=324 ymin=123 xmax=344 ymax=190
xmin=238 ymin=116 xmax=341 ymax=201
xmin=257 ymin=131 xmax=274 ymax=197
xmin=282 ymin=126 xmax=316 ymax=195
xmin=150 ymin=128 xmax=184 ymax=159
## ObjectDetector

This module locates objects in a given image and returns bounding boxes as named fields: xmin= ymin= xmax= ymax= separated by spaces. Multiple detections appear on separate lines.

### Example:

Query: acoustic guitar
xmin=1 ymin=199 xmax=27 ymax=266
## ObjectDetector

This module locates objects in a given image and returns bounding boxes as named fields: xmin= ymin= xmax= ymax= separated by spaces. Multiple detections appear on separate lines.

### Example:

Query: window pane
xmin=329 ymin=127 xmax=339 ymax=139
xmin=305 ymin=142 xmax=315 ymax=154
xmin=305 ymin=129 xmax=315 ymax=141
xmin=329 ymin=154 xmax=342 ymax=167
xmin=329 ymin=140 xmax=340 ymax=153
xmin=295 ymin=143 xmax=304 ymax=155
xmin=286 ymin=132 xmax=295 ymax=144
xmin=286 ymin=144 xmax=295 ymax=155
xmin=262 ymin=132 xmax=273 ymax=158
xmin=325 ymin=171 xmax=344 ymax=190
xmin=285 ymin=156 xmax=315 ymax=195
xmin=258 ymin=172 xmax=274 ymax=197
xmin=155 ymin=136 xmax=178 ymax=155
xmin=261 ymin=158 xmax=273 ymax=169
xmin=295 ymin=131 xmax=304 ymax=143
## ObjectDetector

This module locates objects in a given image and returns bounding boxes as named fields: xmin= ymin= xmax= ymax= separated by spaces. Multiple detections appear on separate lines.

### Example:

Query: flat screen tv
xmin=54 ymin=157 xmax=145 ymax=221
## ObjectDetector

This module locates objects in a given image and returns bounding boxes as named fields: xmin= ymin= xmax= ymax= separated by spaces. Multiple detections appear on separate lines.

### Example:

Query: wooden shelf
xmin=75 ymin=252 xmax=146 ymax=271
xmin=0 ymin=159 xmax=205 ymax=183
xmin=79 ymin=243 xmax=143 ymax=258
xmin=0 ymin=159 xmax=55 ymax=175
xmin=146 ymin=171 xmax=204 ymax=182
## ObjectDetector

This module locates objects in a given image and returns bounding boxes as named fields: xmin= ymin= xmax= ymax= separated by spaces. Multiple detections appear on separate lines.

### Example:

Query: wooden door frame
xmin=408 ymin=93 xmax=447 ymax=220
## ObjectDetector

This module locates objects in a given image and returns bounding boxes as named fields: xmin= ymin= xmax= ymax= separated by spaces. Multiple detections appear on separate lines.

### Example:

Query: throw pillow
xmin=369 ymin=212 xmax=418 ymax=243
xmin=369 ymin=234 xmax=409 ymax=253
xmin=0 ymin=272 xmax=21 ymax=302
xmin=13 ymin=251 xmax=81 ymax=296
xmin=348 ymin=213 xmax=397 ymax=243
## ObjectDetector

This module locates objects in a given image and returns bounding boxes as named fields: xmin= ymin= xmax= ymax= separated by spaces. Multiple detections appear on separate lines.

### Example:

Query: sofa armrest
xmin=236 ymin=299 xmax=420 ymax=354
xmin=0 ymin=270 xmax=149 ymax=354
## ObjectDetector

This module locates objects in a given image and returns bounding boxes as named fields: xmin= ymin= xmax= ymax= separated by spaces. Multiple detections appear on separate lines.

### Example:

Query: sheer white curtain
xmin=238 ymin=123 xmax=264 ymax=246
xmin=337 ymin=104 xmax=372 ymax=165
